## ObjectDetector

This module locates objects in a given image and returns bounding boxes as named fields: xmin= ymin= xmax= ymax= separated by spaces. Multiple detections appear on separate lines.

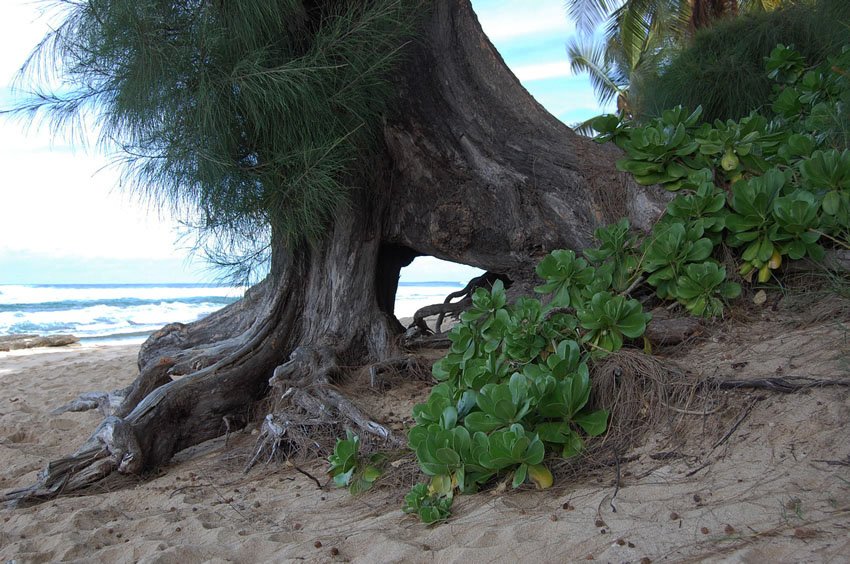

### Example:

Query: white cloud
xmin=473 ymin=0 xmax=574 ymax=41
xmin=0 ymin=131 xmax=186 ymax=260
xmin=513 ymin=61 xmax=572 ymax=82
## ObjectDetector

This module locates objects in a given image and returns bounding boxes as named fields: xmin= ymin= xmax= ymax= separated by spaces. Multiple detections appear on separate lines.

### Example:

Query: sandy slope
xmin=1 ymin=313 xmax=850 ymax=563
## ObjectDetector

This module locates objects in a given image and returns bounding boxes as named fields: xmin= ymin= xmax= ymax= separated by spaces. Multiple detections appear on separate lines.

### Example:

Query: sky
xmin=0 ymin=0 xmax=608 ymax=285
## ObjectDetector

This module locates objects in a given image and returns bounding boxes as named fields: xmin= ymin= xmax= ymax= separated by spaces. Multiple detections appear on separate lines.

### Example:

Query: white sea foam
xmin=394 ymin=284 xmax=463 ymax=318
xmin=0 ymin=284 xmax=243 ymax=341
xmin=0 ymin=301 xmax=224 ymax=338
xmin=0 ymin=282 xmax=463 ymax=341
xmin=0 ymin=284 xmax=245 ymax=305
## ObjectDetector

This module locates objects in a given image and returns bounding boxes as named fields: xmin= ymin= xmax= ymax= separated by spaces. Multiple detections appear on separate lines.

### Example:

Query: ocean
xmin=0 ymin=281 xmax=464 ymax=345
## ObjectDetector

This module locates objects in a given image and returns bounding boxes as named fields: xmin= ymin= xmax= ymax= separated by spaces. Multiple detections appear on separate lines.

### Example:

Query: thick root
xmin=410 ymin=271 xmax=509 ymax=334
xmin=51 ymin=387 xmax=130 ymax=417
xmin=2 ymin=416 xmax=143 ymax=507
xmin=245 ymin=346 xmax=403 ymax=474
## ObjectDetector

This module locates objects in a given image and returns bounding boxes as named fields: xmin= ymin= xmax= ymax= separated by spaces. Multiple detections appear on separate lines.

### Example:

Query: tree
xmin=565 ymin=0 xmax=788 ymax=115
xmin=3 ymin=0 xmax=666 ymax=505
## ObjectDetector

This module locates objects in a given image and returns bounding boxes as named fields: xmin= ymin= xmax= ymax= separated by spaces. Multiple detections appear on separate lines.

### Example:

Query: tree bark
xmin=3 ymin=0 xmax=667 ymax=506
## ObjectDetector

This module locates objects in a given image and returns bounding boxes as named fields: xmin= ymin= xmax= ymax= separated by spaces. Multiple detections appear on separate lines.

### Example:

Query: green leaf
xmin=463 ymin=411 xmax=504 ymax=433
xmin=823 ymin=191 xmax=840 ymax=215
xmin=562 ymin=433 xmax=585 ymax=458
xmin=436 ymin=447 xmax=460 ymax=466
xmin=512 ymin=463 xmax=528 ymax=488
xmin=440 ymin=406 xmax=457 ymax=430
xmin=574 ymin=410 xmax=609 ymax=437
xmin=333 ymin=467 xmax=355 ymax=487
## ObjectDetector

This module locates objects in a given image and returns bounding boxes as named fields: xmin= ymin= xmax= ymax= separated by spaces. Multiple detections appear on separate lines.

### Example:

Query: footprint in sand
xmin=69 ymin=507 xmax=123 ymax=531
xmin=4 ymin=429 xmax=32 ymax=443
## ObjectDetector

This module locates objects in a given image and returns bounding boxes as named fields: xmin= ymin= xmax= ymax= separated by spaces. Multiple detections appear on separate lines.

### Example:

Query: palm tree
xmin=566 ymin=0 xmax=790 ymax=118
xmin=567 ymin=2 xmax=681 ymax=119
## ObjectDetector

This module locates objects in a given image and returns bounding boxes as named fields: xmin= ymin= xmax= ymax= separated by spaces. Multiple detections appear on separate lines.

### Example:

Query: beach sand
xmin=2 ymin=317 xmax=850 ymax=563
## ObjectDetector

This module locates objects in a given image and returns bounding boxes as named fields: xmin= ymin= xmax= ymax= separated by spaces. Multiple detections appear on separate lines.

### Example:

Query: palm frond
xmin=567 ymin=36 xmax=626 ymax=106
xmin=571 ymin=115 xmax=601 ymax=136
xmin=565 ymin=0 xmax=625 ymax=36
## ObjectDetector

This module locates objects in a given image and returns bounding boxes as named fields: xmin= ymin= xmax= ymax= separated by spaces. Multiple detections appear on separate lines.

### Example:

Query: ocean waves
xmin=0 ymin=284 xmax=244 ymax=343
xmin=0 ymin=281 xmax=464 ymax=344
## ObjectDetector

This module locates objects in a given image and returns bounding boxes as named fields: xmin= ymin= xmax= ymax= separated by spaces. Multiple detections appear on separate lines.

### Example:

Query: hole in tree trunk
xmin=397 ymin=257 xmax=518 ymax=336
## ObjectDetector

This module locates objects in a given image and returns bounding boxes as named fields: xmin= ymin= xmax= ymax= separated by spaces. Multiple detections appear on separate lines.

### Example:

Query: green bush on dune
xmin=633 ymin=0 xmax=850 ymax=122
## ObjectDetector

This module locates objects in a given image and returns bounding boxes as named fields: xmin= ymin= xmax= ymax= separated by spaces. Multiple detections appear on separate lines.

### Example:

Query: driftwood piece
xmin=0 ymin=334 xmax=79 ymax=352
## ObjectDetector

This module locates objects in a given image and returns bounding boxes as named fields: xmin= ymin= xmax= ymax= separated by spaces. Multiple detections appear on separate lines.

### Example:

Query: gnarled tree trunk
xmin=4 ymin=0 xmax=666 ymax=506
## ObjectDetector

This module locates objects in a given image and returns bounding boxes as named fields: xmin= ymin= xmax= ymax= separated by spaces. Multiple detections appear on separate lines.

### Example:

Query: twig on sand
xmin=292 ymin=464 xmax=325 ymax=489
xmin=685 ymin=398 xmax=760 ymax=478
xmin=610 ymin=449 xmax=621 ymax=513
xmin=711 ymin=398 xmax=759 ymax=451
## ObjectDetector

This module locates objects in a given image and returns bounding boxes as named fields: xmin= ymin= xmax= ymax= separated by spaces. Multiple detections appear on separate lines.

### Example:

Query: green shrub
xmin=404 ymin=264 xmax=645 ymax=521
xmin=595 ymin=42 xmax=850 ymax=282
xmin=327 ymin=431 xmax=384 ymax=494
xmin=633 ymin=0 xmax=850 ymax=122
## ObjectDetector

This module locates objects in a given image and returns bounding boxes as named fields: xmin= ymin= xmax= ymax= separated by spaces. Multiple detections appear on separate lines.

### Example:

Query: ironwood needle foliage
xmin=9 ymin=0 xmax=422 ymax=272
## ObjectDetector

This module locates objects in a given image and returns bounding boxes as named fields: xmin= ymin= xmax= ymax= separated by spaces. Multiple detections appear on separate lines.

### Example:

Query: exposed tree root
xmin=3 ymin=276 xmax=295 ymax=507
xmin=51 ymin=386 xmax=130 ymax=417
xmin=411 ymin=272 xmax=509 ymax=334
xmin=713 ymin=376 xmax=850 ymax=392
xmin=368 ymin=355 xmax=421 ymax=389
xmin=411 ymin=299 xmax=470 ymax=334
xmin=2 ymin=415 xmax=143 ymax=505
xmin=245 ymin=346 xmax=404 ymax=474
